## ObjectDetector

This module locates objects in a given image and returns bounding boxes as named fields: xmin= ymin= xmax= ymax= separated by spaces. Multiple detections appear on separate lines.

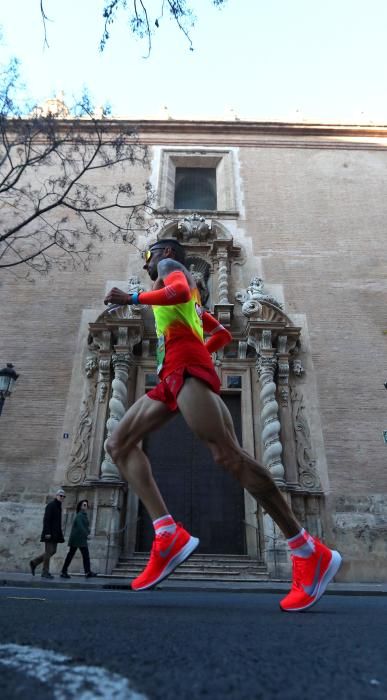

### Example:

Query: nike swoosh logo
xmin=159 ymin=533 xmax=179 ymax=558
xmin=302 ymin=554 xmax=323 ymax=596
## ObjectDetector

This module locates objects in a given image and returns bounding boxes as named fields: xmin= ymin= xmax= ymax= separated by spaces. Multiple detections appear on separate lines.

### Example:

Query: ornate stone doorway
xmin=61 ymin=215 xmax=328 ymax=577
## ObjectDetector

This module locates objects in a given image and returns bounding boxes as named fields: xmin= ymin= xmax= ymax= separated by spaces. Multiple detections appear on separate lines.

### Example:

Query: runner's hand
xmin=104 ymin=287 xmax=131 ymax=305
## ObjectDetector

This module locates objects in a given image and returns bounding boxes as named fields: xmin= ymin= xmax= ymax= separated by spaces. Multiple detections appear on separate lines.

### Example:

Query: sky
xmin=1 ymin=0 xmax=387 ymax=123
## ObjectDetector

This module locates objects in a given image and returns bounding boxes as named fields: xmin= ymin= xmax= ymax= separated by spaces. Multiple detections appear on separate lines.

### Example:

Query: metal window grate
xmin=174 ymin=167 xmax=217 ymax=210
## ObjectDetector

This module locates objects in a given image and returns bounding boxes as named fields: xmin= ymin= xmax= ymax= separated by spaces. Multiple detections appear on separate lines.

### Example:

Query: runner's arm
xmin=202 ymin=311 xmax=232 ymax=352
xmin=104 ymin=270 xmax=191 ymax=307
xmin=137 ymin=270 xmax=191 ymax=305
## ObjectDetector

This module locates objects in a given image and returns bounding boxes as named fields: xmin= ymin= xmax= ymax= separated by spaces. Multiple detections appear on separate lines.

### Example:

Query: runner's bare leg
xmin=106 ymin=394 xmax=175 ymax=521
xmin=176 ymin=377 xmax=300 ymax=538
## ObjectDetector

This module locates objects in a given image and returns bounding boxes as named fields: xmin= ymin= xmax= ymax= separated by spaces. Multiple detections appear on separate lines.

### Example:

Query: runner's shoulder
xmin=157 ymin=259 xmax=187 ymax=278
xmin=157 ymin=260 xmax=196 ymax=290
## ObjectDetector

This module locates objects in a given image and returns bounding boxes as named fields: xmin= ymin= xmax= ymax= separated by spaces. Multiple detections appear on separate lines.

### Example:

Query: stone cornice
xmin=7 ymin=117 xmax=387 ymax=149
xmin=135 ymin=119 xmax=387 ymax=140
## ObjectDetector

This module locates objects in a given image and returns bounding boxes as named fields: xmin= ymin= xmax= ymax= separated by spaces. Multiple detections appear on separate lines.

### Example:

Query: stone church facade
xmin=1 ymin=119 xmax=386 ymax=582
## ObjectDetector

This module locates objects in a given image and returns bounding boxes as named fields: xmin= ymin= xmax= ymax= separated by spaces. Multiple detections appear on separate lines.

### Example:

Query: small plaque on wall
xmin=227 ymin=375 xmax=241 ymax=389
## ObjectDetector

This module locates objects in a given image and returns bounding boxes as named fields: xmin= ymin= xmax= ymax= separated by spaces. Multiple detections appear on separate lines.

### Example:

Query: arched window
xmin=174 ymin=167 xmax=217 ymax=210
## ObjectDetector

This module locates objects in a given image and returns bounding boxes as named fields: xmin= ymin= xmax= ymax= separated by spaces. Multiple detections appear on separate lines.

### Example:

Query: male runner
xmin=104 ymin=239 xmax=342 ymax=611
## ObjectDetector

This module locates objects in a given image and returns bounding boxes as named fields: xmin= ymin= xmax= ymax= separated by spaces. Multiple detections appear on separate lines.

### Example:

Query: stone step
xmin=120 ymin=552 xmax=260 ymax=561
xmin=119 ymin=554 xmax=264 ymax=564
xmin=115 ymin=568 xmax=266 ymax=578
xmin=114 ymin=564 xmax=267 ymax=573
xmin=115 ymin=558 xmax=266 ymax=568
xmin=108 ymin=573 xmax=269 ymax=581
xmin=111 ymin=553 xmax=268 ymax=581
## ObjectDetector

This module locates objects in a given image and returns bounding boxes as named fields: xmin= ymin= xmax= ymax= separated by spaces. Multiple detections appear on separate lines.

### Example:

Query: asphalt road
xmin=0 ymin=586 xmax=386 ymax=700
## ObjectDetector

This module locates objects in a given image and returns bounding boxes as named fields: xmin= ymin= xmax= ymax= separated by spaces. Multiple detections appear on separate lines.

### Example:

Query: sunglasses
xmin=143 ymin=246 xmax=165 ymax=263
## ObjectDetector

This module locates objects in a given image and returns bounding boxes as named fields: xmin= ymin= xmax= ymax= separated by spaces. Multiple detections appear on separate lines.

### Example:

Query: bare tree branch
xmin=40 ymin=0 xmax=50 ymax=49
xmin=40 ymin=0 xmax=226 ymax=54
xmin=0 ymin=61 xmax=168 ymax=275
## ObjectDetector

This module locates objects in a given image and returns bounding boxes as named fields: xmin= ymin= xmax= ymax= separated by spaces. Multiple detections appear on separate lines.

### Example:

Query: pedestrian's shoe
xmin=29 ymin=561 xmax=36 ymax=576
xmin=280 ymin=538 xmax=342 ymax=612
xmin=131 ymin=524 xmax=199 ymax=591
xmin=41 ymin=571 xmax=54 ymax=579
xmin=85 ymin=572 xmax=98 ymax=578
xmin=60 ymin=572 xmax=71 ymax=579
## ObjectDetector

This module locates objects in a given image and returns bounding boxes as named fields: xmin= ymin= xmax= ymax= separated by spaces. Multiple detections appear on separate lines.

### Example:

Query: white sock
xmin=287 ymin=528 xmax=315 ymax=558
xmin=153 ymin=514 xmax=177 ymax=535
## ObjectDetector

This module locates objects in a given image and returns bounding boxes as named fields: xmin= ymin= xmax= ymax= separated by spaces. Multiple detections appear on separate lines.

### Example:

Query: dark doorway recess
xmin=136 ymin=394 xmax=246 ymax=554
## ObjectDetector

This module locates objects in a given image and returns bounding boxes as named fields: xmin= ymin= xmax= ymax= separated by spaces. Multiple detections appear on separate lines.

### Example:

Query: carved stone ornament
xmin=85 ymin=355 xmax=98 ymax=378
xmin=290 ymin=387 xmax=321 ymax=491
xmin=99 ymin=382 xmax=108 ymax=403
xmin=98 ymin=305 xmax=134 ymax=322
xmin=66 ymin=368 xmax=98 ymax=485
xmin=236 ymin=277 xmax=283 ymax=318
xmin=277 ymin=335 xmax=290 ymax=407
xmin=277 ymin=361 xmax=290 ymax=407
xmin=186 ymin=256 xmax=211 ymax=307
xmin=291 ymin=358 xmax=305 ymax=377
xmin=127 ymin=275 xmax=142 ymax=294
xmin=177 ymin=214 xmax=213 ymax=241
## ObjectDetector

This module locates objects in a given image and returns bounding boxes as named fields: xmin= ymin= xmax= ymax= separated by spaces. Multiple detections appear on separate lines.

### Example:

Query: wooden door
xmin=136 ymin=394 xmax=245 ymax=554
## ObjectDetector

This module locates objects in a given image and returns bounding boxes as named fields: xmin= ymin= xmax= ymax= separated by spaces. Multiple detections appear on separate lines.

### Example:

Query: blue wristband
xmin=131 ymin=292 xmax=139 ymax=305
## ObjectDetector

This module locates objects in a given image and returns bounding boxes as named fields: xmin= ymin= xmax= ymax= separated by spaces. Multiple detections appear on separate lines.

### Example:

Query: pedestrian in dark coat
xmin=61 ymin=499 xmax=98 ymax=579
xmin=30 ymin=488 xmax=66 ymax=579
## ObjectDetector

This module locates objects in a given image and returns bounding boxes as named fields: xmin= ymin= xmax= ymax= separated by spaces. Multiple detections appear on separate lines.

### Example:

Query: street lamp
xmin=0 ymin=363 xmax=19 ymax=417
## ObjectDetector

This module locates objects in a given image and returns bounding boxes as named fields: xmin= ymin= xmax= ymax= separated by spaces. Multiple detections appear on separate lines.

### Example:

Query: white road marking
xmin=0 ymin=644 xmax=148 ymax=700
xmin=6 ymin=596 xmax=46 ymax=601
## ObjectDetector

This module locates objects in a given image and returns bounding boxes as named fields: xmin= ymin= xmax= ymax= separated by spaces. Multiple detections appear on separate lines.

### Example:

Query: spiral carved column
xmin=218 ymin=252 xmax=229 ymax=304
xmin=256 ymin=354 xmax=285 ymax=484
xmin=100 ymin=352 xmax=131 ymax=481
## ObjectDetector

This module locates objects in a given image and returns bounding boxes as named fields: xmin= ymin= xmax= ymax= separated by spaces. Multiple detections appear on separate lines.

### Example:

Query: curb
xmin=1 ymin=575 xmax=387 ymax=596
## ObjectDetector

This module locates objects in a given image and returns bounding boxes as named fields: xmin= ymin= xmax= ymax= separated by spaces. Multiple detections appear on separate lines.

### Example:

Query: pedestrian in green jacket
xmin=60 ymin=500 xmax=98 ymax=579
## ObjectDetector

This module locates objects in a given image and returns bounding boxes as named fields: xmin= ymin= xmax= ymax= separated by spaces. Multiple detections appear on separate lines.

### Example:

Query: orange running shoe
xmin=280 ymin=538 xmax=342 ymax=612
xmin=131 ymin=524 xmax=199 ymax=591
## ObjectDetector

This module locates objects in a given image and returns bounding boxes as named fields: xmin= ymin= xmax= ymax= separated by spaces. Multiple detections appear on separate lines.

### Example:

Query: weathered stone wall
xmin=331 ymin=494 xmax=387 ymax=582
xmin=1 ymin=121 xmax=387 ymax=580
xmin=239 ymin=145 xmax=387 ymax=494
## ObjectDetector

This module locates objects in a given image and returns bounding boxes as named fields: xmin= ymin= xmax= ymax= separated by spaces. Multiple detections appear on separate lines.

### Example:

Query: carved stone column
xmin=99 ymin=321 xmax=143 ymax=482
xmin=276 ymin=335 xmax=299 ymax=488
xmin=100 ymin=352 xmax=132 ymax=481
xmin=213 ymin=242 xmax=234 ymax=326
xmin=256 ymin=331 xmax=285 ymax=484
xmin=217 ymin=249 xmax=229 ymax=304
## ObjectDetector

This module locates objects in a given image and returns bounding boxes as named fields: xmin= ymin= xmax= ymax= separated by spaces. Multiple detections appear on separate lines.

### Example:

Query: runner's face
xmin=143 ymin=247 xmax=164 ymax=281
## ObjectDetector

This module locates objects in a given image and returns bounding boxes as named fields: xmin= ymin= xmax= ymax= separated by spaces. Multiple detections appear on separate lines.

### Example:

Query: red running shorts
xmin=147 ymin=365 xmax=221 ymax=412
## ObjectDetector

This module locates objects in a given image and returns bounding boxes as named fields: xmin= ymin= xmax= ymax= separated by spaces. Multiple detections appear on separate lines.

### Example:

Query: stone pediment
xmin=156 ymin=214 xmax=233 ymax=245
xmin=93 ymin=304 xmax=142 ymax=324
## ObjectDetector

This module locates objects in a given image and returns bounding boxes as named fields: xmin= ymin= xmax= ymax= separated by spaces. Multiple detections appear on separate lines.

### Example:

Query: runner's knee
xmin=106 ymin=435 xmax=132 ymax=463
xmin=211 ymin=444 xmax=243 ymax=476
xmin=212 ymin=444 xmax=275 ymax=490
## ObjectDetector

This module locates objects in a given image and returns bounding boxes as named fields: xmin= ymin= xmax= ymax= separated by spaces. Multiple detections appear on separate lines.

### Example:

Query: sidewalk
xmin=1 ymin=570 xmax=387 ymax=595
